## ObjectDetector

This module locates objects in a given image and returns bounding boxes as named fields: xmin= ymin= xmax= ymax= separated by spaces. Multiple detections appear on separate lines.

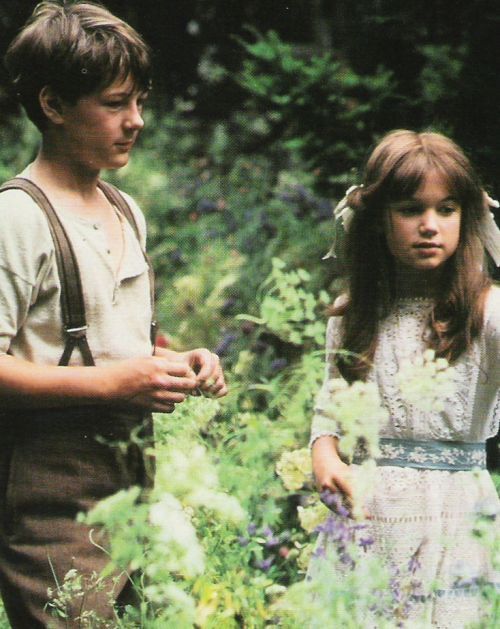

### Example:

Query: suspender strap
xmin=97 ymin=180 xmax=157 ymax=345
xmin=0 ymin=178 xmax=157 ymax=363
xmin=0 ymin=177 xmax=95 ymax=366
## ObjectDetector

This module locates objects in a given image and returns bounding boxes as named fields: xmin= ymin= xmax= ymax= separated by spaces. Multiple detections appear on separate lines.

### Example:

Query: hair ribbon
xmin=322 ymin=185 xmax=360 ymax=260
xmin=480 ymin=193 xmax=500 ymax=266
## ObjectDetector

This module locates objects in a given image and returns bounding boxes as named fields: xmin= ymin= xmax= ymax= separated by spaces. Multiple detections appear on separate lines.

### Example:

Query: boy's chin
xmin=104 ymin=154 xmax=131 ymax=170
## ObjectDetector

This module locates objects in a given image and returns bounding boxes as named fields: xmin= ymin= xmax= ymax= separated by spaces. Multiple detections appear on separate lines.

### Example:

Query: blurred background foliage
xmin=0 ymin=0 xmax=498 ymax=467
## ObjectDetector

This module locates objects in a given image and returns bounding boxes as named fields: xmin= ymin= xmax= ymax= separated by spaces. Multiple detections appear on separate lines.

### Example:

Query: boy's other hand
xmin=155 ymin=347 xmax=228 ymax=398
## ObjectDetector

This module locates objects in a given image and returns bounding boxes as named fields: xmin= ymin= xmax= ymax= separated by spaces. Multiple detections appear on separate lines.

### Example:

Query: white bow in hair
xmin=481 ymin=193 xmax=500 ymax=266
xmin=322 ymin=185 xmax=360 ymax=260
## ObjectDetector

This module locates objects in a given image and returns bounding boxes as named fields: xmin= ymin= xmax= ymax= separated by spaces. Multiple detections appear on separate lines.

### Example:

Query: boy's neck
xmin=30 ymin=144 xmax=100 ymax=199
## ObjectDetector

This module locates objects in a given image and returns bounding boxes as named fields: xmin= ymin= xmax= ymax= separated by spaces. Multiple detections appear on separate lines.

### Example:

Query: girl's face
xmin=383 ymin=170 xmax=461 ymax=273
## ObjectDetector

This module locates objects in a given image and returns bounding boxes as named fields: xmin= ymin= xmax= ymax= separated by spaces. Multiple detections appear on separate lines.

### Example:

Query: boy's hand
xmin=107 ymin=356 xmax=198 ymax=413
xmin=155 ymin=347 xmax=228 ymax=398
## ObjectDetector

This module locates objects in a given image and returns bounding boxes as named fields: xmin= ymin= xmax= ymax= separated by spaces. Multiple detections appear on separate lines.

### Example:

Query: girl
xmin=310 ymin=130 xmax=499 ymax=627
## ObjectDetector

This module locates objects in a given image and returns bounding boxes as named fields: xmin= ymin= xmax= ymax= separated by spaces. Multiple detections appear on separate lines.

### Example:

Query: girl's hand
xmin=312 ymin=436 xmax=354 ymax=508
xmin=155 ymin=347 xmax=228 ymax=398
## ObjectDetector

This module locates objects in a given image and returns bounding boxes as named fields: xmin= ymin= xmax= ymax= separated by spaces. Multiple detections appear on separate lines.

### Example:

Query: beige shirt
xmin=0 ymin=175 xmax=153 ymax=366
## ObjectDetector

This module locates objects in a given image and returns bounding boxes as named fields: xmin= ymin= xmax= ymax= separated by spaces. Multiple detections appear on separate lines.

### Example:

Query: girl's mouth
xmin=413 ymin=242 xmax=442 ymax=249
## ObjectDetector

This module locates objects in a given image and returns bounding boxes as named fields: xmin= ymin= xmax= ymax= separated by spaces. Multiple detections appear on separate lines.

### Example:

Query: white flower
xmin=397 ymin=352 xmax=457 ymax=413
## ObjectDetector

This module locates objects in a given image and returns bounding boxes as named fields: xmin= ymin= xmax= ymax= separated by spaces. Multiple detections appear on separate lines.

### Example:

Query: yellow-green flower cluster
xmin=276 ymin=448 xmax=312 ymax=491
xmin=297 ymin=501 xmax=330 ymax=533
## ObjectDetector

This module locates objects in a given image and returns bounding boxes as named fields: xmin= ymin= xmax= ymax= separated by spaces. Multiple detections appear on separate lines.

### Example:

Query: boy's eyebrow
xmin=103 ymin=87 xmax=149 ymax=98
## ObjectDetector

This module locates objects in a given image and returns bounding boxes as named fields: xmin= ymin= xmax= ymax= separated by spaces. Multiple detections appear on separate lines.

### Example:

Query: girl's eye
xmin=439 ymin=205 xmax=459 ymax=215
xmin=397 ymin=206 xmax=421 ymax=216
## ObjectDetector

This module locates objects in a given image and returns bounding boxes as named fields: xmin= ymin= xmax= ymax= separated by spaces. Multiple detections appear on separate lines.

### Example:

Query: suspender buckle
xmin=65 ymin=325 xmax=88 ymax=339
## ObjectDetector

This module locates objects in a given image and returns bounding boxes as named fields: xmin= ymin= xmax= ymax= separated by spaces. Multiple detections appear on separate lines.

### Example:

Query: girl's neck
xmin=393 ymin=265 xmax=443 ymax=299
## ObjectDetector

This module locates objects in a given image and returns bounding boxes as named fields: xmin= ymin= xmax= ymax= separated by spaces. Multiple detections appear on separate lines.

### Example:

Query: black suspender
xmin=0 ymin=177 xmax=156 ymax=366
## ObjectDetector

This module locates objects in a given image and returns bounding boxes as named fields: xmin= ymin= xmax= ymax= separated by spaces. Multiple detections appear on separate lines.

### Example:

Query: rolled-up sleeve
xmin=309 ymin=315 xmax=344 ymax=447
xmin=0 ymin=190 xmax=53 ymax=355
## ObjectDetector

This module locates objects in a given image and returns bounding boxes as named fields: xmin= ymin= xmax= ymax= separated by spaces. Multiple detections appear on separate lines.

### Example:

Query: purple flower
xmin=320 ymin=490 xmax=350 ymax=517
xmin=247 ymin=523 xmax=257 ymax=536
xmin=260 ymin=525 xmax=280 ymax=548
xmin=197 ymin=199 xmax=218 ymax=214
xmin=265 ymin=535 xmax=280 ymax=549
xmin=270 ymin=358 xmax=288 ymax=372
xmin=312 ymin=546 xmax=326 ymax=560
xmin=408 ymin=553 xmax=421 ymax=575
xmin=214 ymin=333 xmax=237 ymax=357
xmin=255 ymin=557 xmax=274 ymax=572
xmin=359 ymin=536 xmax=374 ymax=551
xmin=238 ymin=536 xmax=249 ymax=547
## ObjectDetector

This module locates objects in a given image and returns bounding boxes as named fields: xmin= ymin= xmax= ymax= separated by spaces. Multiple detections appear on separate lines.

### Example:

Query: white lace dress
xmin=309 ymin=286 xmax=500 ymax=628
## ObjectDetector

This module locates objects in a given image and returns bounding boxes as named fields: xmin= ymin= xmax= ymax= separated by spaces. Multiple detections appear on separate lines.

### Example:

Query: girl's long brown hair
xmin=334 ymin=130 xmax=491 ymax=382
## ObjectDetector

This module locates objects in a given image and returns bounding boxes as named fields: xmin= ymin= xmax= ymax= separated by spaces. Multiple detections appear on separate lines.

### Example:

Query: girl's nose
xmin=419 ymin=209 xmax=438 ymax=235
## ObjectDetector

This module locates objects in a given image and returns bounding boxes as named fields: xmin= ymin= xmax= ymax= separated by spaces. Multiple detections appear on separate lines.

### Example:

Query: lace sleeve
xmin=485 ymin=286 xmax=500 ymax=380
xmin=309 ymin=315 xmax=343 ymax=447
xmin=484 ymin=286 xmax=500 ymax=434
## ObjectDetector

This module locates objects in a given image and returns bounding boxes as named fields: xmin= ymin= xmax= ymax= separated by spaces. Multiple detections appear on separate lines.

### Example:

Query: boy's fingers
xmin=153 ymin=390 xmax=186 ymax=403
xmin=157 ymin=359 xmax=196 ymax=379
xmin=194 ymin=351 xmax=220 ymax=382
xmin=151 ymin=401 xmax=176 ymax=413
xmin=155 ymin=374 xmax=197 ymax=390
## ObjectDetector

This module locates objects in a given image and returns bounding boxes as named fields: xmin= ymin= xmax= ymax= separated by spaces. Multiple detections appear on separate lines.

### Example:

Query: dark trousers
xmin=0 ymin=408 xmax=152 ymax=628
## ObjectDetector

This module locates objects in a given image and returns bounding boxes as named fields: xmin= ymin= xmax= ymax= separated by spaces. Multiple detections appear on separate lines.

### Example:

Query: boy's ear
xmin=39 ymin=86 xmax=65 ymax=125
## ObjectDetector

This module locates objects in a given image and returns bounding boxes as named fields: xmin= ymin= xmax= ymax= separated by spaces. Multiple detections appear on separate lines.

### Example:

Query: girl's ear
xmin=39 ymin=86 xmax=65 ymax=125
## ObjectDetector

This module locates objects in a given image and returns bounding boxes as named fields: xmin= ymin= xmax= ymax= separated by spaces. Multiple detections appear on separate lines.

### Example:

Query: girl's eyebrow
xmin=392 ymin=195 xmax=459 ymax=207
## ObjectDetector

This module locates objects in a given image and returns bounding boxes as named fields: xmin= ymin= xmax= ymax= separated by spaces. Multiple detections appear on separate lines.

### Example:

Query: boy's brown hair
xmin=4 ymin=1 xmax=151 ymax=130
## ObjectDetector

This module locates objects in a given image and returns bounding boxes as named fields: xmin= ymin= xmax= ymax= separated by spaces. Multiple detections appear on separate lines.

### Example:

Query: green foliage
xmin=237 ymin=257 xmax=328 ymax=346
xmin=236 ymin=29 xmax=395 ymax=192
xmin=0 ymin=116 xmax=39 ymax=181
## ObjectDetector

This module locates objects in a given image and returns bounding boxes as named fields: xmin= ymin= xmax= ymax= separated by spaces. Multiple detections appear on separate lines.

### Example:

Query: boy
xmin=0 ymin=2 xmax=226 ymax=626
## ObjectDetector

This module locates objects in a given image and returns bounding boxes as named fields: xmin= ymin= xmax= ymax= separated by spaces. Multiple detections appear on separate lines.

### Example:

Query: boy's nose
xmin=124 ymin=104 xmax=144 ymax=130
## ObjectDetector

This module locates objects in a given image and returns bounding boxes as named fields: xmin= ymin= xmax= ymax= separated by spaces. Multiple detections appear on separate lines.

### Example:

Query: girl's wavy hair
xmin=333 ymin=129 xmax=491 ymax=382
xmin=5 ymin=1 xmax=151 ymax=130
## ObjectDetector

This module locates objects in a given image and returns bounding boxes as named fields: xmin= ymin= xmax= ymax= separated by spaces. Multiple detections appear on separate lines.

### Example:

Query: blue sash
xmin=353 ymin=437 xmax=486 ymax=471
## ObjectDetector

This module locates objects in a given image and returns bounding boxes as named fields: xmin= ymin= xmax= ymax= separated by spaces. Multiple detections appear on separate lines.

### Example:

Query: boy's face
xmin=57 ymin=74 xmax=147 ymax=172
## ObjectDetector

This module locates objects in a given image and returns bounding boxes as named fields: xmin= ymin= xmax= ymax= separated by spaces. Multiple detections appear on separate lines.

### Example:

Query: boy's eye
xmin=105 ymin=100 xmax=125 ymax=108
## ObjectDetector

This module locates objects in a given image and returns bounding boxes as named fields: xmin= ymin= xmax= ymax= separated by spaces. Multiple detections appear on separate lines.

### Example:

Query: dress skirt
xmin=309 ymin=463 xmax=499 ymax=628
